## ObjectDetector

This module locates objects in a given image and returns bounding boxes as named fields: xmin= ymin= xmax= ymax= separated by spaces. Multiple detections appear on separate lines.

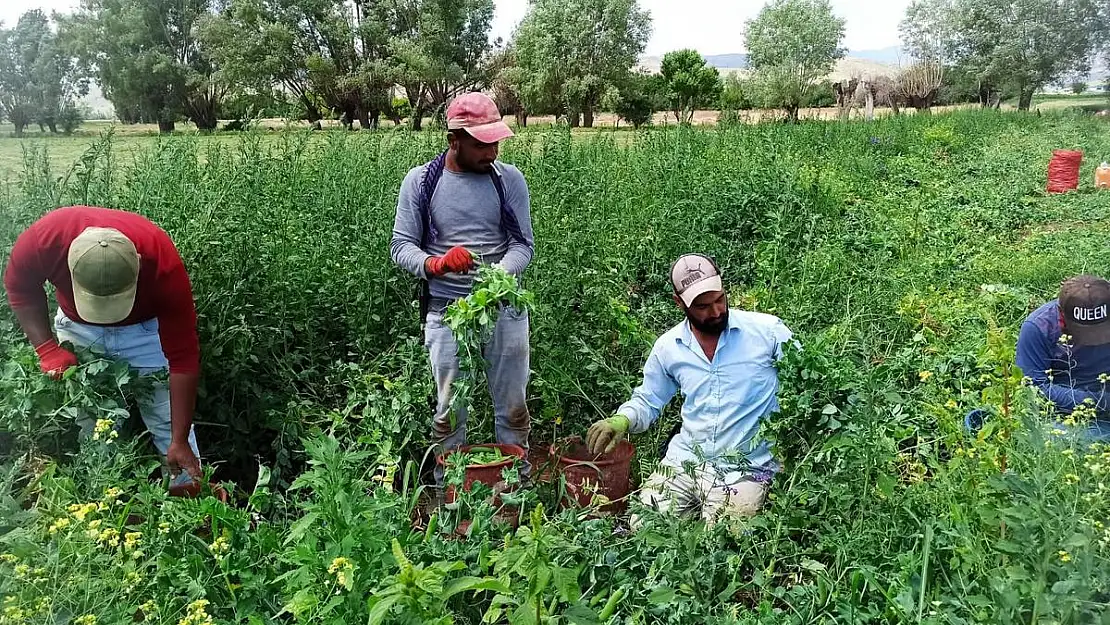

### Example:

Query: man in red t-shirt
xmin=4 ymin=206 xmax=202 ymax=483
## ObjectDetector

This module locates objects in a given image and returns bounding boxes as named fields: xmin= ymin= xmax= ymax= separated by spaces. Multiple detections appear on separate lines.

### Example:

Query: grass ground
xmin=1 ymin=110 xmax=1110 ymax=624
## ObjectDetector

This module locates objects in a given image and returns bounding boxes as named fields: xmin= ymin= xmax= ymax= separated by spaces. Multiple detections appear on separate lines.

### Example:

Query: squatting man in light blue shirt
xmin=586 ymin=254 xmax=795 ymax=524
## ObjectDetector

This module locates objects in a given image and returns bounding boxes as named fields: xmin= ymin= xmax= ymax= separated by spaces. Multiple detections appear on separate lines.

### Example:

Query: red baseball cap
xmin=446 ymin=92 xmax=514 ymax=144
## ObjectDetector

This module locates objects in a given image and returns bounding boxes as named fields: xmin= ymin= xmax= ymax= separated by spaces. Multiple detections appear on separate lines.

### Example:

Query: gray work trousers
xmin=425 ymin=306 xmax=532 ymax=481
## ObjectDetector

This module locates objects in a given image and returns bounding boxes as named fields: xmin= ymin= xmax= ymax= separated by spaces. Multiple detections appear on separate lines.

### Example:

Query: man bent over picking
xmin=587 ymin=255 xmax=795 ymax=524
xmin=4 ymin=206 xmax=203 ymax=487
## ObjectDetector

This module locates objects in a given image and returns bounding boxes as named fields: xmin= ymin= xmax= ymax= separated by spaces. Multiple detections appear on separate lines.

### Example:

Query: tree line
xmin=0 ymin=0 xmax=1106 ymax=136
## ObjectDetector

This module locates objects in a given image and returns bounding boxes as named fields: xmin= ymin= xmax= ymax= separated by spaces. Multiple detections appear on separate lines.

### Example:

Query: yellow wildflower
xmin=158 ymin=522 xmax=171 ymax=536
xmin=48 ymin=517 xmax=71 ymax=534
xmin=177 ymin=599 xmax=213 ymax=625
xmin=74 ymin=615 xmax=98 ymax=625
xmin=104 ymin=487 xmax=122 ymax=502
xmin=918 ymin=371 xmax=933 ymax=382
xmin=68 ymin=503 xmax=98 ymax=522
xmin=209 ymin=531 xmax=231 ymax=559
xmin=124 ymin=532 xmax=142 ymax=551
xmin=97 ymin=528 xmax=120 ymax=547
xmin=945 ymin=399 xmax=958 ymax=410
xmin=329 ymin=556 xmax=356 ymax=591
xmin=1058 ymin=550 xmax=1072 ymax=562
xmin=91 ymin=419 xmax=118 ymax=442
xmin=13 ymin=564 xmax=30 ymax=580
xmin=139 ymin=600 xmax=157 ymax=619
xmin=1061 ymin=448 xmax=1075 ymax=457
xmin=124 ymin=570 xmax=141 ymax=591
xmin=0 ymin=554 xmax=17 ymax=564
xmin=1064 ymin=473 xmax=1080 ymax=484
xmin=87 ymin=519 xmax=102 ymax=530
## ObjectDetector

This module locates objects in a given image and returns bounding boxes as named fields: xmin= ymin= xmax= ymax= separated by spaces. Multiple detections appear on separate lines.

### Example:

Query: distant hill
xmin=850 ymin=46 xmax=905 ymax=65
xmin=704 ymin=53 xmax=749 ymax=69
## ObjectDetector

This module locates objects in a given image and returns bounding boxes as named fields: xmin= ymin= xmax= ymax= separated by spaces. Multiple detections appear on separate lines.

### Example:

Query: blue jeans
xmin=55 ymin=312 xmax=200 ymax=486
xmin=425 ymin=307 xmax=531 ymax=481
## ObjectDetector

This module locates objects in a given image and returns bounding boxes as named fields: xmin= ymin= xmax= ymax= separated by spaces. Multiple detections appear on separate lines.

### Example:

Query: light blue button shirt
xmin=617 ymin=310 xmax=794 ymax=474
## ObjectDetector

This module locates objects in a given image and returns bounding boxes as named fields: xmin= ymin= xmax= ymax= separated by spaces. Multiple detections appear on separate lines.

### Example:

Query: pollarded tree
xmin=903 ymin=0 xmax=1104 ymax=111
xmin=745 ymin=0 xmax=846 ymax=122
xmin=511 ymin=0 xmax=651 ymax=127
xmin=659 ymin=49 xmax=721 ymax=124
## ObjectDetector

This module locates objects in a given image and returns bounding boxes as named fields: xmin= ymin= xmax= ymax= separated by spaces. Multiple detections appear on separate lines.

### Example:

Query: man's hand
xmin=586 ymin=415 xmax=631 ymax=456
xmin=166 ymin=440 xmax=201 ymax=482
xmin=34 ymin=339 xmax=78 ymax=380
xmin=425 ymin=246 xmax=477 ymax=277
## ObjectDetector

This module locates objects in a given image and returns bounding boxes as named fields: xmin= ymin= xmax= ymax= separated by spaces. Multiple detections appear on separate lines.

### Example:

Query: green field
xmin=2 ymin=111 xmax=1110 ymax=624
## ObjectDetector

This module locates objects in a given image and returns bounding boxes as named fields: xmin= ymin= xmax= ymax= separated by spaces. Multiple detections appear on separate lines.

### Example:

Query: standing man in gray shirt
xmin=390 ymin=92 xmax=535 ymax=481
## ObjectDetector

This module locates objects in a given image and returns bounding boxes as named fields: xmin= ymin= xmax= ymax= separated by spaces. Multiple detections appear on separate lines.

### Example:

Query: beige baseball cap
xmin=670 ymin=254 xmax=723 ymax=306
xmin=68 ymin=227 xmax=139 ymax=324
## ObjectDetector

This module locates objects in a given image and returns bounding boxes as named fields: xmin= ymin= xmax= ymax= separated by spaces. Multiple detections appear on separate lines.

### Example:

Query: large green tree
xmin=0 ymin=10 xmax=87 ymax=136
xmin=201 ymin=0 xmax=494 ymax=130
xmin=60 ymin=0 xmax=223 ymax=132
xmin=745 ymin=0 xmax=845 ymax=122
xmin=391 ymin=0 xmax=498 ymax=130
xmin=200 ymin=0 xmax=391 ymax=128
xmin=511 ymin=0 xmax=651 ymax=127
xmin=659 ymin=49 xmax=720 ymax=124
xmin=901 ymin=0 xmax=1104 ymax=110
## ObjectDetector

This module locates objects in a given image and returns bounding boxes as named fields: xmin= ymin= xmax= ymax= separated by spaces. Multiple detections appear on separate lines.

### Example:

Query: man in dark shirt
xmin=1015 ymin=275 xmax=1110 ymax=440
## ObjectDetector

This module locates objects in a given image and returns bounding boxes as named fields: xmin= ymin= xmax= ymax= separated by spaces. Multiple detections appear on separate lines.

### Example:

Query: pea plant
xmin=442 ymin=265 xmax=535 ymax=433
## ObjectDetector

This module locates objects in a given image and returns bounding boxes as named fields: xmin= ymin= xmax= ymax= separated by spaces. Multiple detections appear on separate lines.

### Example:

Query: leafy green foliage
xmin=745 ymin=0 xmax=846 ymax=121
xmin=444 ymin=264 xmax=536 ymax=430
xmin=659 ymin=49 xmax=722 ymax=124
xmin=0 ymin=10 xmax=87 ymax=136
xmin=59 ymin=0 xmax=219 ymax=131
xmin=901 ymin=0 xmax=1105 ymax=110
xmin=2 ymin=111 xmax=1110 ymax=623
xmin=509 ymin=0 xmax=651 ymax=127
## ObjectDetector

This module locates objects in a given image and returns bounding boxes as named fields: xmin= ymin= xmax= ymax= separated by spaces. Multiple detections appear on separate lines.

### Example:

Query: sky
xmin=1 ymin=0 xmax=913 ymax=56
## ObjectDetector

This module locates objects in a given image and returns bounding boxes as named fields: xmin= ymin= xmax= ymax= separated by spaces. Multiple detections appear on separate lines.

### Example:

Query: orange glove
xmin=426 ymin=246 xmax=477 ymax=277
xmin=34 ymin=339 xmax=78 ymax=380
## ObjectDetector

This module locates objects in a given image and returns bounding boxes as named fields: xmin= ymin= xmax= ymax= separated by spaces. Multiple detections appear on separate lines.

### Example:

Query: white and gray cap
xmin=670 ymin=254 xmax=723 ymax=306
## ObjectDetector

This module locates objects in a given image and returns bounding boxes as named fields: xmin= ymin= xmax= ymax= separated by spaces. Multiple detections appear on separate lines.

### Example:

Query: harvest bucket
xmin=1047 ymin=149 xmax=1083 ymax=194
xmin=436 ymin=444 xmax=525 ymax=503
xmin=552 ymin=437 xmax=635 ymax=514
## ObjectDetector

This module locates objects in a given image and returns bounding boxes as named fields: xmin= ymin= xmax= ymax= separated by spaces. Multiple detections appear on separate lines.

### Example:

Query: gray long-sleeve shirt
xmin=390 ymin=161 xmax=534 ymax=301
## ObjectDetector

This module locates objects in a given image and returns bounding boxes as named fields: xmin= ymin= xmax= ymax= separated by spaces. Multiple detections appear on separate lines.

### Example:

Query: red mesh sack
xmin=1047 ymin=149 xmax=1083 ymax=194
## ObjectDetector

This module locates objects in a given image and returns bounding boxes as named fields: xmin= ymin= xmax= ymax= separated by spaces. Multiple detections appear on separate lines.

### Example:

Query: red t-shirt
xmin=4 ymin=206 xmax=200 ymax=374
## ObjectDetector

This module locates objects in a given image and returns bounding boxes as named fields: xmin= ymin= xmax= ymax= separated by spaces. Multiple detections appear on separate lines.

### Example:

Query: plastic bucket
xmin=552 ymin=436 xmax=635 ymax=514
xmin=436 ymin=444 xmax=525 ymax=503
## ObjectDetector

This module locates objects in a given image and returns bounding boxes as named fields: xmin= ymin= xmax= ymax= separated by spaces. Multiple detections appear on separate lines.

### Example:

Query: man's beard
xmin=688 ymin=309 xmax=728 ymax=336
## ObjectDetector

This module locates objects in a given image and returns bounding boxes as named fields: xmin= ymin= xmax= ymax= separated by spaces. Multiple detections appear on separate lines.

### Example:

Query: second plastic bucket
xmin=552 ymin=436 xmax=635 ymax=514
xmin=436 ymin=444 xmax=525 ymax=503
